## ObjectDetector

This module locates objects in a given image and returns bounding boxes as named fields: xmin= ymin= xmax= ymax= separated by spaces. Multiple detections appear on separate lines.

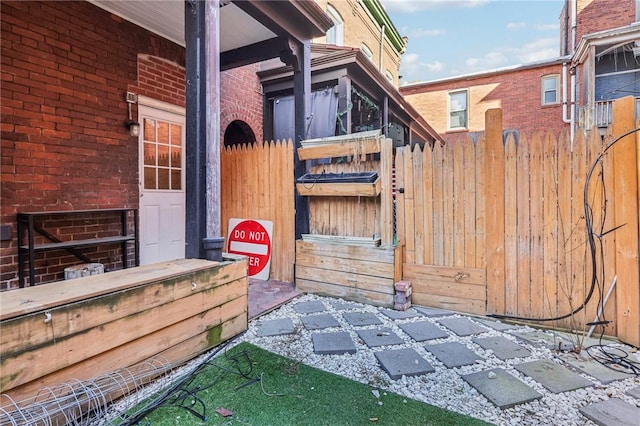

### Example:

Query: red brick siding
xmin=221 ymin=64 xmax=264 ymax=143
xmin=1 ymin=1 xmax=185 ymax=289
xmin=576 ymin=0 xmax=636 ymax=43
xmin=401 ymin=63 xmax=567 ymax=143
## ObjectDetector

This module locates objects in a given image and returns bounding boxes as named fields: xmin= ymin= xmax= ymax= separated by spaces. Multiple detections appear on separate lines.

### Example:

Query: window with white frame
xmin=448 ymin=90 xmax=468 ymax=129
xmin=326 ymin=5 xmax=344 ymax=46
xmin=541 ymin=75 xmax=560 ymax=105
xmin=361 ymin=43 xmax=373 ymax=61
xmin=385 ymin=70 xmax=394 ymax=83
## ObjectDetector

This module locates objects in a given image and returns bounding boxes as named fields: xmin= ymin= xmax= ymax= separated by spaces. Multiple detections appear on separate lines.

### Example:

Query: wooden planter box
xmin=0 ymin=257 xmax=248 ymax=407
xmin=295 ymin=240 xmax=401 ymax=306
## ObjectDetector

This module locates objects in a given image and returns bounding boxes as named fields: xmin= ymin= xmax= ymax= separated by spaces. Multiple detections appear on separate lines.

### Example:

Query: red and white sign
xmin=226 ymin=218 xmax=273 ymax=280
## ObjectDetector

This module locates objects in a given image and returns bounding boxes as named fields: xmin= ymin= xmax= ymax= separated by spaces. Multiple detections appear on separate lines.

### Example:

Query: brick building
xmin=401 ymin=0 xmax=640 ymax=142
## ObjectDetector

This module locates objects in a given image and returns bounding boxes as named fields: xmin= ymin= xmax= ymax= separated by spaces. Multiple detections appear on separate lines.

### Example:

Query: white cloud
xmin=381 ymin=0 xmax=489 ymax=13
xmin=409 ymin=28 xmax=446 ymax=38
xmin=516 ymin=37 xmax=558 ymax=62
xmin=535 ymin=23 xmax=559 ymax=31
xmin=400 ymin=53 xmax=445 ymax=82
xmin=507 ymin=22 xmax=526 ymax=30
xmin=464 ymin=49 xmax=508 ymax=70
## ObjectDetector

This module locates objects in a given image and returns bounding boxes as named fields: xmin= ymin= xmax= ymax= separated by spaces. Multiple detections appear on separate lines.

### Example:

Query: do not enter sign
xmin=227 ymin=218 xmax=273 ymax=279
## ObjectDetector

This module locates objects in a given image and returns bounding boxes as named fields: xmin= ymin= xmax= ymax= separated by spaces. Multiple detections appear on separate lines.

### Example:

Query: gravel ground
xmin=236 ymin=294 xmax=640 ymax=426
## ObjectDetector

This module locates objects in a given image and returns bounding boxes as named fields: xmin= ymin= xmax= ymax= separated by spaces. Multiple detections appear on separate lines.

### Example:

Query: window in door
xmin=143 ymin=118 xmax=182 ymax=190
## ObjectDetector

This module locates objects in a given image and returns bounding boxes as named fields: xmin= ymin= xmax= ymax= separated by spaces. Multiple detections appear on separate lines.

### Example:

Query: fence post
xmin=380 ymin=137 xmax=393 ymax=246
xmin=611 ymin=96 xmax=639 ymax=347
xmin=484 ymin=108 xmax=505 ymax=314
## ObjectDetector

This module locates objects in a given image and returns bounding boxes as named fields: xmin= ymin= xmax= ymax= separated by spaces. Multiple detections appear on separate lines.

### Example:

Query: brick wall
xmin=220 ymin=64 xmax=264 ymax=143
xmin=401 ymin=63 xmax=567 ymax=142
xmin=314 ymin=0 xmax=403 ymax=85
xmin=0 ymin=1 xmax=185 ymax=289
xmin=576 ymin=0 xmax=636 ymax=42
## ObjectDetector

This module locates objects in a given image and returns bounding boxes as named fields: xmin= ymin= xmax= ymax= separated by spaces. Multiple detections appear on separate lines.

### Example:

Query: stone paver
xmin=331 ymin=301 xmax=362 ymax=311
xmin=563 ymin=357 xmax=632 ymax=384
xmin=380 ymin=309 xmax=421 ymax=320
xmin=293 ymin=300 xmax=326 ymax=314
xmin=514 ymin=360 xmax=594 ymax=393
xmin=356 ymin=327 xmax=404 ymax=347
xmin=312 ymin=332 xmax=357 ymax=355
xmin=413 ymin=306 xmax=456 ymax=318
xmin=462 ymin=368 xmax=542 ymax=409
xmin=398 ymin=320 xmax=450 ymax=342
xmin=438 ymin=317 xmax=489 ymax=336
xmin=374 ymin=348 xmax=435 ymax=380
xmin=579 ymin=398 xmax=640 ymax=426
xmin=425 ymin=342 xmax=483 ymax=368
xmin=473 ymin=336 xmax=532 ymax=360
xmin=256 ymin=318 xmax=296 ymax=337
xmin=300 ymin=313 xmax=341 ymax=330
xmin=342 ymin=311 xmax=383 ymax=326
xmin=626 ymin=385 xmax=640 ymax=399
xmin=476 ymin=318 xmax=518 ymax=331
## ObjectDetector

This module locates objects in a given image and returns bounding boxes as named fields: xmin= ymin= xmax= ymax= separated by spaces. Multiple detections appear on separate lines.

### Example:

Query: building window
xmin=542 ymin=75 xmax=560 ymax=105
xmin=448 ymin=90 xmax=468 ymax=129
xmin=385 ymin=70 xmax=394 ymax=83
xmin=361 ymin=43 xmax=373 ymax=61
xmin=326 ymin=5 xmax=344 ymax=46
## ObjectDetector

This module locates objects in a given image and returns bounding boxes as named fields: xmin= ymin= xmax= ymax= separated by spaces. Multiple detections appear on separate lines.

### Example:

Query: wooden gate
xmin=395 ymin=96 xmax=639 ymax=347
xmin=220 ymin=140 xmax=295 ymax=282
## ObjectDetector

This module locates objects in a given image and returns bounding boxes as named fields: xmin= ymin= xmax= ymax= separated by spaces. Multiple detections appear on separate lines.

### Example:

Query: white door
xmin=139 ymin=103 xmax=185 ymax=265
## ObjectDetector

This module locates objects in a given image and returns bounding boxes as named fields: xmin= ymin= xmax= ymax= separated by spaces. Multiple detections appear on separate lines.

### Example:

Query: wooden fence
xmin=396 ymin=96 xmax=639 ymax=346
xmin=221 ymin=140 xmax=295 ymax=282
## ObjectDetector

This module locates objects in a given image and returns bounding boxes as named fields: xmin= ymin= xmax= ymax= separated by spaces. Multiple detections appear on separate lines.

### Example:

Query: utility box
xmin=64 ymin=263 xmax=104 ymax=280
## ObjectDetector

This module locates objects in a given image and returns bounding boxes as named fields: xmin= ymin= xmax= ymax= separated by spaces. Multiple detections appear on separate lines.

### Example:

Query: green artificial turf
xmin=122 ymin=342 xmax=491 ymax=426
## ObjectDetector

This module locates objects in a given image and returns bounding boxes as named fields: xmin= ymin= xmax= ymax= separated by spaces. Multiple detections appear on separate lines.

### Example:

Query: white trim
xmin=138 ymin=95 xmax=185 ymax=115
xmin=541 ymin=74 xmax=560 ymax=106
xmin=447 ymin=89 xmax=468 ymax=130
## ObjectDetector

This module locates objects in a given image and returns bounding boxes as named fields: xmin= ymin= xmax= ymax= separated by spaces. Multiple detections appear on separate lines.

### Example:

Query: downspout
xmin=561 ymin=0 xmax=577 ymax=145
xmin=379 ymin=24 xmax=385 ymax=71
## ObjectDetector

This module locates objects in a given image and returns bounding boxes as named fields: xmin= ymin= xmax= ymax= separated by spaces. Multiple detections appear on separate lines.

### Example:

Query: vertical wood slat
xmin=541 ymin=132 xmax=558 ymax=320
xmin=413 ymin=145 xmax=425 ymax=263
xmin=404 ymin=145 xmax=416 ymax=264
xmin=432 ymin=142 xmax=444 ymax=265
xmin=474 ymin=135 xmax=486 ymax=270
xmin=612 ymin=97 xmax=640 ymax=347
xmin=395 ymin=147 xmax=406 ymax=249
xmin=423 ymin=145 xmax=434 ymax=265
xmin=516 ymin=133 xmax=531 ymax=317
xmin=504 ymin=133 xmax=518 ymax=315
xmin=463 ymin=137 xmax=476 ymax=267
xmin=556 ymin=130 xmax=573 ymax=321
xmin=484 ymin=109 xmax=505 ymax=314
xmin=380 ymin=138 xmax=393 ymax=246
xmin=442 ymin=142 xmax=454 ymax=265
xmin=453 ymin=141 xmax=465 ymax=267
xmin=528 ymin=132 xmax=544 ymax=320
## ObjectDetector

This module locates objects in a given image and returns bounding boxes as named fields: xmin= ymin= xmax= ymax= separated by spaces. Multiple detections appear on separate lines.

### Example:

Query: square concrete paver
xmin=293 ymin=300 xmax=327 ymax=314
xmin=342 ymin=311 xmax=383 ymax=326
xmin=438 ymin=317 xmax=489 ymax=336
xmin=356 ymin=327 xmax=404 ymax=347
xmin=425 ymin=342 xmax=483 ymax=368
xmin=331 ymin=301 xmax=362 ymax=311
xmin=374 ymin=348 xmax=435 ymax=380
xmin=300 ymin=314 xmax=341 ymax=330
xmin=626 ymin=386 xmax=640 ymax=399
xmin=381 ymin=309 xmax=421 ymax=320
xmin=579 ymin=398 xmax=640 ymax=426
xmin=462 ymin=368 xmax=542 ymax=409
xmin=564 ymin=357 xmax=632 ymax=384
xmin=256 ymin=318 xmax=296 ymax=337
xmin=398 ymin=320 xmax=450 ymax=342
xmin=312 ymin=332 xmax=357 ymax=355
xmin=414 ymin=306 xmax=456 ymax=318
xmin=476 ymin=318 xmax=519 ymax=331
xmin=509 ymin=330 xmax=562 ymax=349
xmin=473 ymin=336 xmax=532 ymax=360
xmin=514 ymin=360 xmax=594 ymax=393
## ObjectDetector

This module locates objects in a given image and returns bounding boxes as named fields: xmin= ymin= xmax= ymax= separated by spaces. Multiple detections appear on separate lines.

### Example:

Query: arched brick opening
xmin=224 ymin=120 xmax=257 ymax=147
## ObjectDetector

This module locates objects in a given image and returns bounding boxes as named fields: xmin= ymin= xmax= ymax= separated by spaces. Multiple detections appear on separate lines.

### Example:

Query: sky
xmin=379 ymin=0 xmax=565 ymax=85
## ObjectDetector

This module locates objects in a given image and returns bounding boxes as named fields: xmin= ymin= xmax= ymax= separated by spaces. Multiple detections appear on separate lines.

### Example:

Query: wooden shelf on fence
xmin=298 ymin=138 xmax=381 ymax=160
xmin=301 ymin=234 xmax=381 ymax=247
xmin=296 ymin=177 xmax=380 ymax=197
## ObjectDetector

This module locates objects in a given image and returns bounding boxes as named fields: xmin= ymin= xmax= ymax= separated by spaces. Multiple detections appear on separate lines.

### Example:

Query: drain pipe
xmin=562 ymin=0 xmax=577 ymax=147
